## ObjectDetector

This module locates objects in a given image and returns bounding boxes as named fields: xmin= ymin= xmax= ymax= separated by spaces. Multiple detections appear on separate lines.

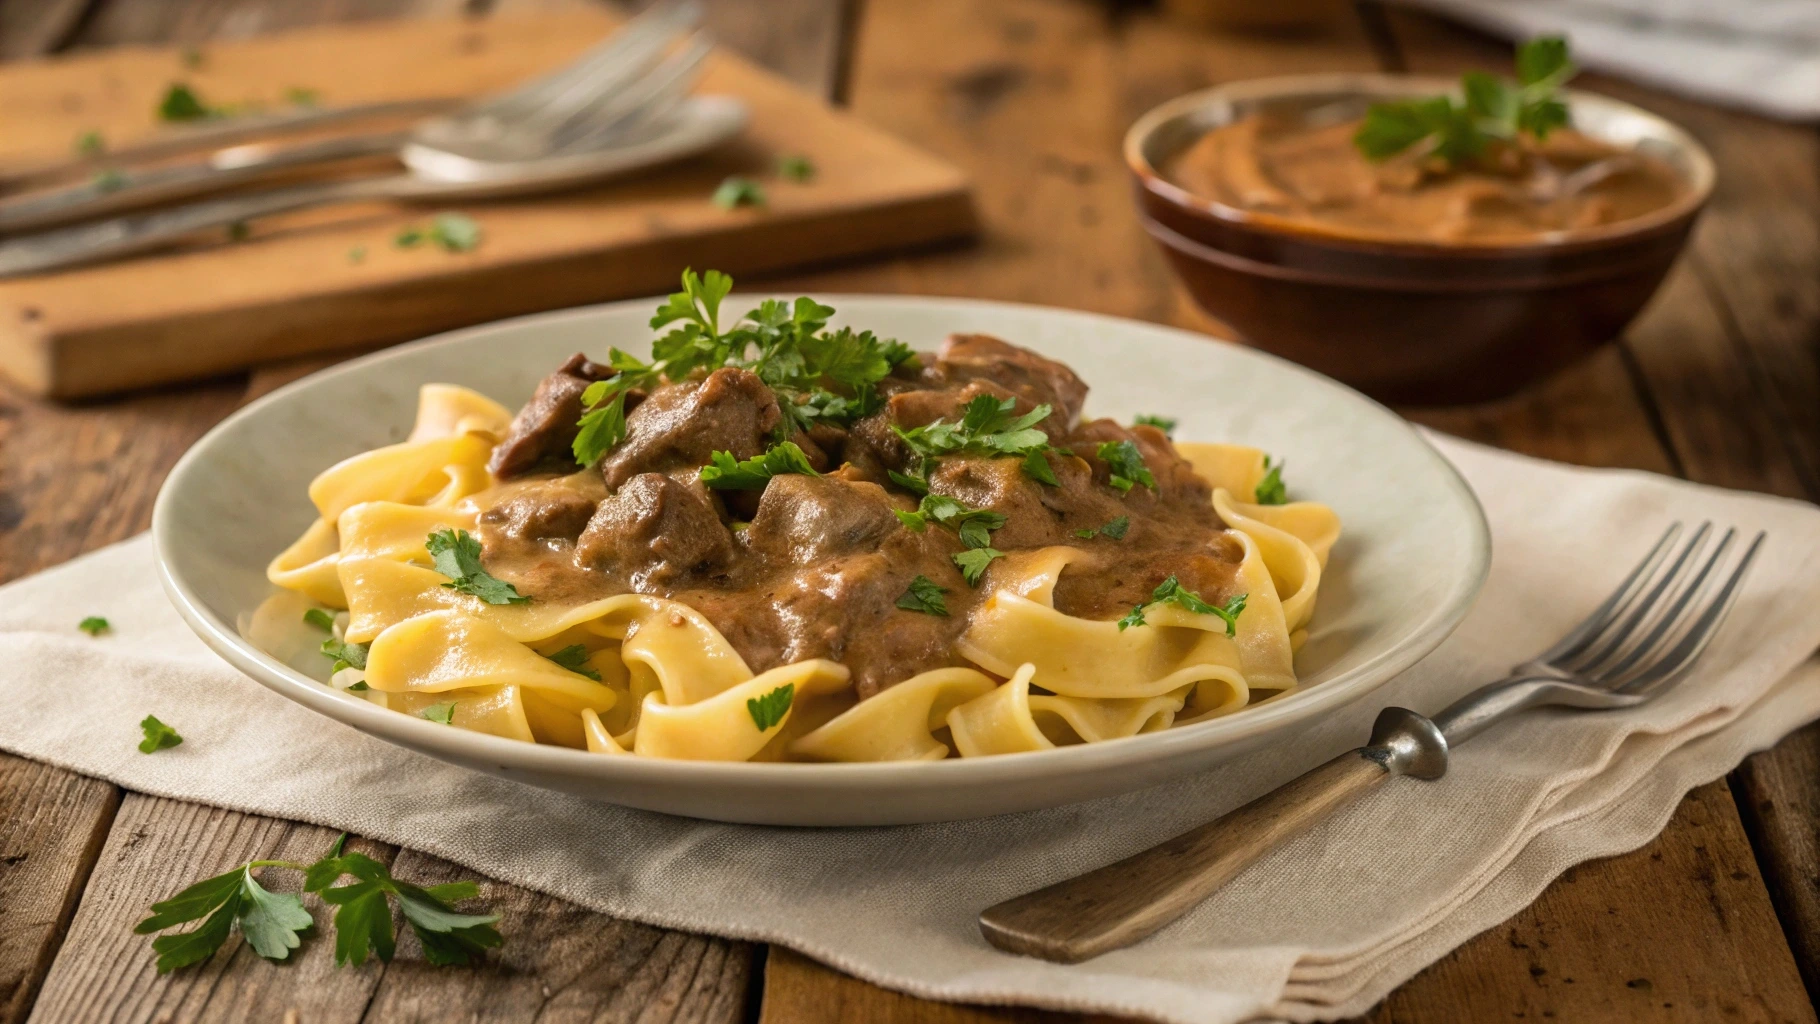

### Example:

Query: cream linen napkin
xmin=4 ymin=434 xmax=1820 ymax=1024
xmin=1388 ymin=0 xmax=1820 ymax=120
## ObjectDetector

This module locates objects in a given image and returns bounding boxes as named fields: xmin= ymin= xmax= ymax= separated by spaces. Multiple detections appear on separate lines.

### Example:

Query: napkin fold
xmin=1388 ymin=0 xmax=1820 ymax=120
xmin=5 ymin=433 xmax=1820 ymax=1024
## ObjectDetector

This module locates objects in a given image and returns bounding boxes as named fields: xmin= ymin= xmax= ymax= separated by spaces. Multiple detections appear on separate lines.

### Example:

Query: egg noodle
xmin=265 ymin=383 xmax=1339 ymax=762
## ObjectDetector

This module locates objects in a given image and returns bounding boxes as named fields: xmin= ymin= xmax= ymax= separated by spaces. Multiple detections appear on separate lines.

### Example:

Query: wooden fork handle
xmin=978 ymin=707 xmax=1448 ymax=963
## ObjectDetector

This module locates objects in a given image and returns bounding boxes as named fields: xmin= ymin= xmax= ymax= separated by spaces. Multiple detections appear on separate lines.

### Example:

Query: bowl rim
xmin=151 ymin=294 xmax=1491 ymax=801
xmin=1124 ymin=72 xmax=1717 ymax=256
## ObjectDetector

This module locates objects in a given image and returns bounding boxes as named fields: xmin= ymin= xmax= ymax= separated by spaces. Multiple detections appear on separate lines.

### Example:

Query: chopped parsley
xmin=302 ymin=608 xmax=336 ymax=632
xmin=284 ymin=86 xmax=320 ymax=107
xmin=893 ymin=493 xmax=1005 ymax=549
xmin=1355 ymin=36 xmax=1573 ymax=167
xmin=1133 ymin=414 xmax=1177 ymax=437
xmin=93 ymin=168 xmax=127 ymax=192
xmin=78 ymin=615 xmax=111 ymax=636
xmin=573 ymin=269 xmax=910 ymax=466
xmin=894 ymin=394 xmax=1053 ymax=486
xmin=395 ymin=213 xmax=481 ymax=253
xmin=320 ymin=636 xmax=368 ymax=673
xmin=952 ymin=547 xmax=1005 ymax=586
xmin=545 ymin=644 xmax=602 ymax=681
xmin=157 ymin=82 xmax=214 ymax=122
xmin=746 ymin=683 xmax=795 ymax=731
xmin=1097 ymin=440 xmax=1155 ymax=494
xmin=1021 ymin=448 xmax=1060 ymax=486
xmin=74 ymin=130 xmax=105 ymax=157
xmin=138 ymin=715 xmax=183 ymax=753
xmin=1118 ymin=576 xmax=1247 ymax=637
xmin=896 ymin=575 xmax=950 ymax=616
xmin=778 ymin=154 xmax=816 ymax=181
xmin=425 ymin=529 xmax=528 ymax=605
xmin=420 ymin=701 xmax=458 ymax=725
xmin=712 ymin=176 xmax=766 ymax=209
xmin=394 ymin=225 xmax=424 ymax=247
xmin=136 ymin=833 xmax=501 ymax=972
xmin=1074 ymin=515 xmax=1129 ymax=540
xmin=1255 ymin=456 xmax=1288 ymax=505
xmin=699 ymin=441 xmax=820 ymax=490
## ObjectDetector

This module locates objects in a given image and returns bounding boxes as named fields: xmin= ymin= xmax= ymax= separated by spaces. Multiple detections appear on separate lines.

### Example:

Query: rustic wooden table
xmin=3 ymin=0 xmax=1817 ymax=1021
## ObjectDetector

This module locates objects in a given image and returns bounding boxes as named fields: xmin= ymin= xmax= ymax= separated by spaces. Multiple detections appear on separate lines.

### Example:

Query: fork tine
xmin=1558 ymin=522 xmax=1711 ymax=677
xmin=1613 ymin=531 xmax=1764 ymax=693
xmin=1531 ymin=521 xmax=1681 ymax=667
xmin=477 ymin=0 xmax=701 ymax=121
xmin=549 ymin=34 xmax=714 ymax=149
xmin=1586 ymin=527 xmax=1736 ymax=685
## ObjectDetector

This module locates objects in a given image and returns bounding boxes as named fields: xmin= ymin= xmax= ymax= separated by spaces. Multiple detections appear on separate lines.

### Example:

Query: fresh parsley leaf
xmin=394 ymin=880 xmax=503 ymax=966
xmin=952 ymin=547 xmax=1004 ymax=586
xmin=139 ymin=715 xmax=182 ymax=753
xmin=236 ymin=866 xmax=313 ymax=960
xmin=428 ymin=212 xmax=481 ymax=252
xmin=1075 ymin=515 xmax=1131 ymax=540
xmin=1355 ymin=36 xmax=1574 ymax=166
xmin=895 ymin=575 xmax=950 ymax=616
xmin=320 ymin=636 xmax=368 ymax=672
xmin=1133 ymin=414 xmax=1177 ymax=436
xmin=284 ymin=86 xmax=320 ymax=107
xmin=888 ymin=469 xmax=930 ymax=495
xmin=573 ymin=388 xmax=630 ymax=467
xmin=303 ymin=608 xmax=336 ymax=632
xmin=75 ymin=130 xmax=105 ymax=157
xmin=1096 ymin=440 xmax=1156 ymax=494
xmin=420 ymin=701 xmax=458 ymax=725
xmin=778 ymin=154 xmax=816 ymax=181
xmin=892 ymin=493 xmax=1005 ymax=549
xmin=158 ymin=82 xmax=213 ymax=122
xmin=425 ymin=529 xmax=529 ymax=605
xmin=699 ymin=441 xmax=820 ymax=490
xmin=1255 ymin=456 xmax=1287 ymax=505
xmin=346 ymin=681 xmax=370 ymax=692
xmin=394 ymin=225 xmax=425 ymax=248
xmin=93 ymin=168 xmax=127 ymax=192
xmin=1021 ymin=448 xmax=1060 ymax=486
xmin=78 ymin=615 xmax=110 ymax=636
xmin=1118 ymin=575 xmax=1248 ymax=637
xmin=136 ymin=866 xmax=244 ymax=936
xmin=545 ymin=644 xmax=602 ymax=681
xmin=746 ymin=683 xmax=795 ymax=731
xmin=895 ymin=396 xmax=1053 ymax=476
xmin=712 ymin=176 xmax=766 ymax=209
xmin=149 ymin=891 xmax=241 ymax=972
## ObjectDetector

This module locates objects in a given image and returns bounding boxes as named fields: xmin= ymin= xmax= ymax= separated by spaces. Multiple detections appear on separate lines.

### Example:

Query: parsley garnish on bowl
xmin=1354 ymin=36 xmax=1575 ymax=169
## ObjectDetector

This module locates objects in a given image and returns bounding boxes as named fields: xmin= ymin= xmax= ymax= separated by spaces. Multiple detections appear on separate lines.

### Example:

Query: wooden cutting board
xmin=0 ymin=9 xmax=976 ymax=399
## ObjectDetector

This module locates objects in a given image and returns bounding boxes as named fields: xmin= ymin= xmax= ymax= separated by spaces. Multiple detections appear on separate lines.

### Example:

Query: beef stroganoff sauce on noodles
xmin=261 ymin=278 xmax=1339 ymax=762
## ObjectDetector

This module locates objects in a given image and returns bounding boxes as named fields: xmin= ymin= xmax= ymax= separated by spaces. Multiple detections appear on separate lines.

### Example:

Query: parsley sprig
xmin=1133 ymin=414 xmax=1177 ymax=437
xmin=572 ymin=270 xmax=913 ymax=468
xmin=135 ymin=835 xmax=501 ymax=973
xmin=1355 ymin=36 xmax=1575 ymax=168
xmin=1118 ymin=576 xmax=1248 ymax=637
xmin=426 ymin=529 xmax=528 ymax=605
xmin=1097 ymin=440 xmax=1156 ymax=494
xmin=746 ymin=683 xmax=795 ymax=731
xmin=896 ymin=575 xmax=950 ymax=616
xmin=699 ymin=441 xmax=820 ymax=490
xmin=1255 ymin=456 xmax=1288 ymax=505
xmin=893 ymin=493 xmax=1006 ymax=549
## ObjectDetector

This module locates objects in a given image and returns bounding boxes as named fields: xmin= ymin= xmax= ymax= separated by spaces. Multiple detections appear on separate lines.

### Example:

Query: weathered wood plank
xmin=0 ymin=0 xmax=94 ymax=59
xmin=26 ymin=796 xmax=394 ymax=1024
xmin=0 ymin=758 xmax=117 ymax=1024
xmin=362 ymin=849 xmax=752 ymax=1024
xmin=760 ymin=947 xmax=1117 ymax=1024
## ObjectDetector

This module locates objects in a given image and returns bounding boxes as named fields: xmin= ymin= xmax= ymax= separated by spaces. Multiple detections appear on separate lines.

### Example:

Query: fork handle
xmin=978 ymin=707 xmax=1448 ymax=963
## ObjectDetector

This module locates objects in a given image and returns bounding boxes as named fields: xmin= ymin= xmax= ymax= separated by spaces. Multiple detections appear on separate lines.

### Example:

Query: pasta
xmin=258 ymin=280 xmax=1339 ymax=763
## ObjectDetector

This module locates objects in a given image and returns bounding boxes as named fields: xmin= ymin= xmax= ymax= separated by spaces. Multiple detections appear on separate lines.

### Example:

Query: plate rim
xmin=152 ymin=294 xmax=1490 ymax=792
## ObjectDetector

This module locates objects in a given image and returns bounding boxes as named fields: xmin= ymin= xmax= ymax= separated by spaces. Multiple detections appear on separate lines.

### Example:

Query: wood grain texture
xmin=0 ymin=758 xmax=118 ymax=1024
xmin=0 ymin=7 xmax=972 ymax=398
xmin=760 ymin=948 xmax=1121 ymax=1024
xmin=981 ymin=752 xmax=1388 ymax=963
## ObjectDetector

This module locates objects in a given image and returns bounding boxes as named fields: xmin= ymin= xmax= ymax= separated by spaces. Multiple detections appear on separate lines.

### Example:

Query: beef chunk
xmin=477 ymin=479 xmax=602 ymax=543
xmin=742 ymin=474 xmax=905 ymax=567
xmin=574 ymin=473 xmax=732 ymax=585
xmin=936 ymin=334 xmax=1089 ymax=431
xmin=929 ymin=453 xmax=1127 ymax=549
xmin=599 ymin=368 xmax=781 ymax=490
xmin=488 ymin=354 xmax=617 ymax=479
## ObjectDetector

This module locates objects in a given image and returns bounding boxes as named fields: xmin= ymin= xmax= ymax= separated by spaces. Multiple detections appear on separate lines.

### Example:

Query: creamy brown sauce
xmin=1167 ymin=114 xmax=1685 ymax=243
xmin=468 ymin=336 xmax=1244 ymax=699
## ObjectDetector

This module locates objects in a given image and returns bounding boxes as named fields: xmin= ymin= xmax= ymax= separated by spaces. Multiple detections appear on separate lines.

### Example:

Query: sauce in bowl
xmin=1167 ymin=112 xmax=1687 ymax=245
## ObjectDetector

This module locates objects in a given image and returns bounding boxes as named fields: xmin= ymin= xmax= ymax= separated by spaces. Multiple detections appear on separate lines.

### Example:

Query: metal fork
xmin=0 ymin=0 xmax=708 ymax=235
xmin=978 ymin=521 xmax=1765 ymax=964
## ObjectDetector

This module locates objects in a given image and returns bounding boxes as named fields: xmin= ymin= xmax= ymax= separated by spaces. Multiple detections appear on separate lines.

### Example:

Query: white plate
xmin=152 ymin=296 xmax=1489 ymax=825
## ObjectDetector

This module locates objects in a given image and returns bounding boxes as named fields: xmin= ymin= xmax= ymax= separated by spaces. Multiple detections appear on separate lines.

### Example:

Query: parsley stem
xmin=246 ymin=859 xmax=313 ymax=872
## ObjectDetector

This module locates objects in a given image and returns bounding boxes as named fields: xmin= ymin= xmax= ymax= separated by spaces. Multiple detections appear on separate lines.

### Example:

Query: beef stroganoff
xmin=263 ymin=272 xmax=1340 ymax=762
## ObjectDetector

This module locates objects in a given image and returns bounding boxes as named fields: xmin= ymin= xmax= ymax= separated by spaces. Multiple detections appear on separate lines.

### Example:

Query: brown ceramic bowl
xmin=1126 ymin=75 xmax=1715 ymax=405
